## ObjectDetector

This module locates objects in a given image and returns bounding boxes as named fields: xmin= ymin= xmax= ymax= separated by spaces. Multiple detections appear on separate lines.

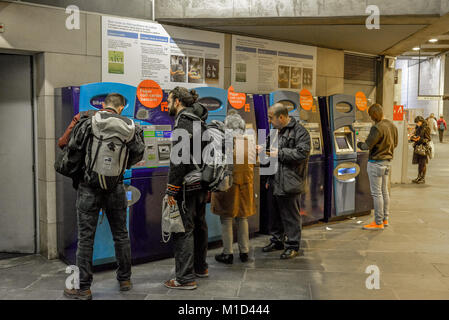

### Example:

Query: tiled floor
xmin=2 ymin=142 xmax=449 ymax=300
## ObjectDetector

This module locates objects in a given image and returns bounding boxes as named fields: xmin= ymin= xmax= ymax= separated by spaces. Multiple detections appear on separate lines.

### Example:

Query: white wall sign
xmin=231 ymin=35 xmax=317 ymax=94
xmin=102 ymin=16 xmax=225 ymax=89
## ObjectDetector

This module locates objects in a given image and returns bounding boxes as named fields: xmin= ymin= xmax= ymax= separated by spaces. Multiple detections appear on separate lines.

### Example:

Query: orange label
xmin=299 ymin=89 xmax=313 ymax=111
xmin=137 ymin=80 xmax=163 ymax=109
xmin=355 ymin=91 xmax=368 ymax=111
xmin=228 ymin=86 xmax=246 ymax=110
xmin=160 ymin=101 xmax=168 ymax=112
xmin=244 ymin=103 xmax=250 ymax=113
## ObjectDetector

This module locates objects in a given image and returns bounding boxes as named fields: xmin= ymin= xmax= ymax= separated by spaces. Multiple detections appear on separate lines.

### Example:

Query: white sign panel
xmin=231 ymin=35 xmax=317 ymax=94
xmin=102 ymin=16 xmax=225 ymax=89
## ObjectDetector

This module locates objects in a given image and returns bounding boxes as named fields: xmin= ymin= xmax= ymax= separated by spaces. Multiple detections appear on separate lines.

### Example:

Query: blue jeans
xmin=367 ymin=161 xmax=391 ymax=225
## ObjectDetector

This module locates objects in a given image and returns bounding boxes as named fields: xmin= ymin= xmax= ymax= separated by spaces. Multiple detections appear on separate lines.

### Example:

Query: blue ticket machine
xmin=194 ymin=87 xmax=228 ymax=242
xmin=55 ymin=82 xmax=174 ymax=267
xmin=318 ymin=94 xmax=361 ymax=219
xmin=269 ymin=90 xmax=326 ymax=225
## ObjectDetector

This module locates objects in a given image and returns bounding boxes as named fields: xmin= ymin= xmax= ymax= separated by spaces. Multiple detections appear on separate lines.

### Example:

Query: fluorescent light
xmin=413 ymin=47 xmax=420 ymax=51
xmin=429 ymin=39 xmax=438 ymax=43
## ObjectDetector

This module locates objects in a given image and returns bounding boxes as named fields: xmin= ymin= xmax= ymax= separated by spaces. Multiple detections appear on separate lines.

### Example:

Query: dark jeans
xmin=439 ymin=129 xmax=444 ymax=143
xmin=270 ymin=194 xmax=302 ymax=250
xmin=75 ymin=183 xmax=131 ymax=290
xmin=173 ymin=190 xmax=208 ymax=284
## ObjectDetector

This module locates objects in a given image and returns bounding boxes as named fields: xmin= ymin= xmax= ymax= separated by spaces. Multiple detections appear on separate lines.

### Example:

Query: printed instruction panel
xmin=231 ymin=35 xmax=317 ymax=94
xmin=102 ymin=16 xmax=225 ymax=89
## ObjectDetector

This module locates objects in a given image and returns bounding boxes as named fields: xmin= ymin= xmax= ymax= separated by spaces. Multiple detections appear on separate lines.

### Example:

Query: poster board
xmin=231 ymin=35 xmax=317 ymax=94
xmin=102 ymin=16 xmax=225 ymax=89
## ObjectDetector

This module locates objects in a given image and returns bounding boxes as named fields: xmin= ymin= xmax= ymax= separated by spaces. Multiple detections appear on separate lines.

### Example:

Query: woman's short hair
xmin=368 ymin=103 xmax=383 ymax=122
xmin=225 ymin=110 xmax=246 ymax=134
xmin=414 ymin=116 xmax=425 ymax=124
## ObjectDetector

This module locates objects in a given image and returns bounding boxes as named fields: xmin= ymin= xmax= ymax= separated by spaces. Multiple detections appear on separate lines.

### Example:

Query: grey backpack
xmin=84 ymin=111 xmax=136 ymax=190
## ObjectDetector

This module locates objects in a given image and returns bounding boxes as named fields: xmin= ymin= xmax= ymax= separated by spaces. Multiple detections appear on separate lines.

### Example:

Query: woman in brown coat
xmin=211 ymin=111 xmax=256 ymax=264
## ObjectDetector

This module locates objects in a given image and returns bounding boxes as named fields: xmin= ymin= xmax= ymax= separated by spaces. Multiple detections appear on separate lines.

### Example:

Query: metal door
xmin=0 ymin=54 xmax=36 ymax=253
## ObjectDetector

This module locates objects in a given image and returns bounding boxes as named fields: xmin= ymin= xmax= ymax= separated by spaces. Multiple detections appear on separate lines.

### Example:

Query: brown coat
xmin=211 ymin=135 xmax=256 ymax=218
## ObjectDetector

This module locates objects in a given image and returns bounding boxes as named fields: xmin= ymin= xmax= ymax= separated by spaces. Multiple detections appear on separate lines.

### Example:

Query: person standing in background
xmin=437 ymin=115 xmax=447 ymax=143
xmin=211 ymin=111 xmax=256 ymax=264
xmin=427 ymin=113 xmax=438 ymax=142
xmin=411 ymin=116 xmax=431 ymax=184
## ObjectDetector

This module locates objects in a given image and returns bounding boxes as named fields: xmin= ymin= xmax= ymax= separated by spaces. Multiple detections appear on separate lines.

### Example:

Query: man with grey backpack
xmin=58 ymin=93 xmax=145 ymax=300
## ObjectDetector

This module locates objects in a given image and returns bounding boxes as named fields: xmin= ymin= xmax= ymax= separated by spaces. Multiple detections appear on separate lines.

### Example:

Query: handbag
xmin=428 ymin=141 xmax=435 ymax=159
xmin=161 ymin=195 xmax=185 ymax=243
xmin=414 ymin=143 xmax=428 ymax=157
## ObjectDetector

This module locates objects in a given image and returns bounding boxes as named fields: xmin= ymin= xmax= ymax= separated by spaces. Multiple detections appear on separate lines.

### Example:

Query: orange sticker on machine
xmin=137 ymin=80 xmax=163 ymax=109
xmin=228 ymin=86 xmax=246 ymax=110
xmin=299 ymin=89 xmax=313 ymax=111
xmin=355 ymin=91 xmax=368 ymax=111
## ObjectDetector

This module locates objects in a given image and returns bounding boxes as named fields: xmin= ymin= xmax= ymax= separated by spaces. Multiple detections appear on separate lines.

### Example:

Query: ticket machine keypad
xmin=133 ymin=124 xmax=172 ymax=168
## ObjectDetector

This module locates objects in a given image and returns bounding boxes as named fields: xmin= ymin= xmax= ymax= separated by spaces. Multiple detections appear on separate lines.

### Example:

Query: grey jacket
xmin=269 ymin=118 xmax=311 ymax=196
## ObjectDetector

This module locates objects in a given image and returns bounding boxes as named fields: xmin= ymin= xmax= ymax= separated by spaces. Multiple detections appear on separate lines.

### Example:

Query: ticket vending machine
xmin=194 ymin=87 xmax=228 ymax=242
xmin=353 ymin=107 xmax=374 ymax=215
xmin=269 ymin=90 xmax=301 ymax=121
xmin=269 ymin=91 xmax=326 ymax=225
xmin=55 ymin=82 xmax=174 ymax=267
xmin=318 ymin=94 xmax=360 ymax=219
xmin=253 ymin=94 xmax=272 ymax=234
xmin=227 ymin=94 xmax=260 ymax=235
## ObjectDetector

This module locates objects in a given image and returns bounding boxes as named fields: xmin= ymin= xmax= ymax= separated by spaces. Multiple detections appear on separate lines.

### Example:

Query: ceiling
xmin=159 ymin=14 xmax=449 ymax=57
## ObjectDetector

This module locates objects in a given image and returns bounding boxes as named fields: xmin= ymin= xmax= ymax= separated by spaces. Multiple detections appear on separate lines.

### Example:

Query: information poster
xmin=102 ymin=16 xmax=225 ymax=89
xmin=231 ymin=35 xmax=317 ymax=94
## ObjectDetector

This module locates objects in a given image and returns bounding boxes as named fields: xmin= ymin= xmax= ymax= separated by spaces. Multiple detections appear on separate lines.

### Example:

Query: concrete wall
xmin=0 ymin=2 xmax=102 ymax=258
xmin=316 ymin=47 xmax=344 ymax=96
xmin=156 ymin=0 xmax=449 ymax=19
xmin=11 ymin=0 xmax=153 ymax=20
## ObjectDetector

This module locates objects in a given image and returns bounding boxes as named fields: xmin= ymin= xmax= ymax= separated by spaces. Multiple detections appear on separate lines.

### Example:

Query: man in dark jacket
xmin=262 ymin=103 xmax=311 ymax=259
xmin=164 ymin=87 xmax=209 ymax=290
xmin=59 ymin=93 xmax=145 ymax=300
xmin=357 ymin=104 xmax=398 ymax=230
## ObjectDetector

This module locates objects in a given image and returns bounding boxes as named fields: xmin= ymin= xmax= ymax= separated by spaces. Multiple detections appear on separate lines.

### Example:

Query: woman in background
xmin=211 ymin=111 xmax=256 ymax=264
xmin=411 ymin=116 xmax=431 ymax=184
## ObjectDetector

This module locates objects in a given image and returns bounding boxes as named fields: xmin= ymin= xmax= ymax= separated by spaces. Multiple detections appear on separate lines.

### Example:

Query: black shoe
xmin=63 ymin=288 xmax=92 ymax=300
xmin=239 ymin=253 xmax=249 ymax=262
xmin=280 ymin=248 xmax=299 ymax=259
xmin=215 ymin=253 xmax=233 ymax=264
xmin=262 ymin=242 xmax=284 ymax=252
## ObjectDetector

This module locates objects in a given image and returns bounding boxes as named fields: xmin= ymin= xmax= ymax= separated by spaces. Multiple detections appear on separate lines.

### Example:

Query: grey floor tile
xmin=310 ymin=284 xmax=398 ymax=300
xmin=0 ymin=272 xmax=42 ymax=290
xmin=238 ymin=281 xmax=311 ymax=300
xmin=394 ymin=289 xmax=449 ymax=300
xmin=1 ymin=289 xmax=63 ymax=300
xmin=382 ymin=273 xmax=449 ymax=292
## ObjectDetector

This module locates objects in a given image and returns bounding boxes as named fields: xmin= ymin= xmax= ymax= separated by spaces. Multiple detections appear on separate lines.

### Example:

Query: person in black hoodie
xmin=411 ymin=116 xmax=431 ymax=184
xmin=164 ymin=86 xmax=209 ymax=290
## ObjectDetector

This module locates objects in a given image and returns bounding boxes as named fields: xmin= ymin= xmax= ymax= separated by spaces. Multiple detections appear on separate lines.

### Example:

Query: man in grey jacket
xmin=261 ymin=103 xmax=311 ymax=259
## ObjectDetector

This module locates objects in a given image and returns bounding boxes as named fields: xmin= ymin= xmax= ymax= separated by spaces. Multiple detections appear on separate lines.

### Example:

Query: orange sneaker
xmin=363 ymin=221 xmax=384 ymax=230
xmin=383 ymin=220 xmax=389 ymax=227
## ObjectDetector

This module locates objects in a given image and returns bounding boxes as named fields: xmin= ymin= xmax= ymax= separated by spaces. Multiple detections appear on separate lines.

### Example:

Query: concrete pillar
xmin=376 ymin=56 xmax=395 ymax=121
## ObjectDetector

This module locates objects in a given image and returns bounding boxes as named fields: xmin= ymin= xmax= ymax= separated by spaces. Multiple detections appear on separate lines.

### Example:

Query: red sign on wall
xmin=393 ymin=105 xmax=404 ymax=121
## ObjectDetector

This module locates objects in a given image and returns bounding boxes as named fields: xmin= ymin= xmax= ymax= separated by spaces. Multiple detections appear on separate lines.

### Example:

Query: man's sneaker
xmin=262 ymin=242 xmax=284 ymax=252
xmin=195 ymin=269 xmax=209 ymax=278
xmin=383 ymin=220 xmax=389 ymax=227
xmin=119 ymin=280 xmax=133 ymax=291
xmin=164 ymin=279 xmax=197 ymax=290
xmin=280 ymin=248 xmax=299 ymax=259
xmin=363 ymin=221 xmax=384 ymax=230
xmin=63 ymin=288 xmax=92 ymax=300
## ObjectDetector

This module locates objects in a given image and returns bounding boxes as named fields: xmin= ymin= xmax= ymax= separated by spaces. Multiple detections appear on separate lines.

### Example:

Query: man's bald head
xmin=268 ymin=103 xmax=290 ymax=129
xmin=269 ymin=103 xmax=289 ymax=118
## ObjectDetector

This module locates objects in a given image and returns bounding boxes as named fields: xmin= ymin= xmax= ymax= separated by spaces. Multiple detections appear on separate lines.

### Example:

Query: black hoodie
xmin=166 ymin=102 xmax=208 ymax=197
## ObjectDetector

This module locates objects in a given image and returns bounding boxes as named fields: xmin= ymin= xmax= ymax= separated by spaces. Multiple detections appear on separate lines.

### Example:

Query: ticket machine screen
xmin=133 ymin=124 xmax=172 ymax=168
xmin=336 ymin=136 xmax=349 ymax=150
